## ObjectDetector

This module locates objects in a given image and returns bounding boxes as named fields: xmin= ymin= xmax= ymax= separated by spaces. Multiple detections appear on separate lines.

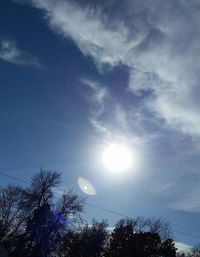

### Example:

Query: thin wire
xmin=85 ymin=202 xmax=132 ymax=219
xmin=85 ymin=202 xmax=200 ymax=239
xmin=173 ymin=229 xmax=200 ymax=239
xmin=0 ymin=172 xmax=30 ymax=185
xmin=0 ymin=171 xmax=200 ymax=239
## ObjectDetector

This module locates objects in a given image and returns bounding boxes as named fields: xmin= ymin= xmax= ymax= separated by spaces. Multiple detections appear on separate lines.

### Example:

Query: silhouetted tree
xmin=104 ymin=218 xmax=176 ymax=257
xmin=104 ymin=220 xmax=135 ymax=257
xmin=19 ymin=170 xmax=61 ymax=212
xmin=131 ymin=216 xmax=172 ymax=240
xmin=10 ymin=170 xmax=84 ymax=257
xmin=160 ymin=238 xmax=177 ymax=257
xmin=0 ymin=185 xmax=25 ymax=249
xmin=0 ymin=170 xmax=180 ymax=257
xmin=58 ymin=219 xmax=108 ymax=257
xmin=147 ymin=217 xmax=172 ymax=240
xmin=16 ymin=203 xmax=64 ymax=257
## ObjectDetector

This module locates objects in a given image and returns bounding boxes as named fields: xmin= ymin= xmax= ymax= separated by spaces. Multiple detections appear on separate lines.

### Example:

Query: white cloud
xmin=29 ymin=0 xmax=131 ymax=68
xmin=81 ymin=78 xmax=108 ymax=105
xmin=0 ymin=39 xmax=40 ymax=66
xmin=28 ymin=0 xmax=200 ymax=138
xmin=175 ymin=242 xmax=191 ymax=252
xmin=80 ymin=77 xmax=145 ymax=145
xmin=80 ymin=78 xmax=113 ymax=138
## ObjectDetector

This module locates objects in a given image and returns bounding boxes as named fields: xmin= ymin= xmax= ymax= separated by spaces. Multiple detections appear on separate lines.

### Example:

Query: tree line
xmin=0 ymin=170 xmax=199 ymax=257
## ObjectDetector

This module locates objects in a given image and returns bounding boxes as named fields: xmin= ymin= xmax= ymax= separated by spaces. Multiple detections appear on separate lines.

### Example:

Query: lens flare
xmin=78 ymin=177 xmax=96 ymax=195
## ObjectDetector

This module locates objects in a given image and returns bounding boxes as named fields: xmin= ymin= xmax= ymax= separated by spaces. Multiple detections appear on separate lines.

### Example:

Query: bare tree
xmin=19 ymin=170 xmax=61 ymax=212
xmin=57 ymin=190 xmax=85 ymax=219
xmin=146 ymin=217 xmax=172 ymax=240
xmin=115 ymin=217 xmax=172 ymax=240
xmin=0 ymin=185 xmax=25 ymax=246
xmin=9 ymin=170 xmax=85 ymax=257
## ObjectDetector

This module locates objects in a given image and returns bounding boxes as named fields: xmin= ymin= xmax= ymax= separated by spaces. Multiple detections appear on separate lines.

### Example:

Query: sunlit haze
xmin=102 ymin=144 xmax=133 ymax=173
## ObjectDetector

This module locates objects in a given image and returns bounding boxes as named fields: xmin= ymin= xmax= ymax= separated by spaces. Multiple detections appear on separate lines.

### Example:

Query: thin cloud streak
xmin=81 ymin=78 xmax=108 ymax=106
xmin=0 ymin=39 xmax=40 ymax=67
xmin=80 ymin=77 xmax=144 ymax=146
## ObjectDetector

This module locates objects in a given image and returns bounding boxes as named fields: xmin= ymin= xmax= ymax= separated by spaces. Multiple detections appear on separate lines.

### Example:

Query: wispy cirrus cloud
xmin=81 ymin=75 xmax=150 ymax=146
xmin=0 ymin=39 xmax=40 ymax=66
xmin=27 ymin=0 xmax=200 ymax=138
xmin=80 ymin=78 xmax=112 ymax=139
xmin=81 ymin=78 xmax=108 ymax=106
xmin=27 ymin=0 xmax=200 ymax=213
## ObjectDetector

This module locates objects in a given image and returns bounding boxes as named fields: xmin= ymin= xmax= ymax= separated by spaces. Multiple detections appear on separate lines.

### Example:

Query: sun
xmin=102 ymin=144 xmax=133 ymax=172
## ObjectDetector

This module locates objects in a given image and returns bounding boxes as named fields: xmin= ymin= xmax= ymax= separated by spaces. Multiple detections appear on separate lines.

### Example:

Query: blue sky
xmin=1 ymin=0 xmax=200 ymax=249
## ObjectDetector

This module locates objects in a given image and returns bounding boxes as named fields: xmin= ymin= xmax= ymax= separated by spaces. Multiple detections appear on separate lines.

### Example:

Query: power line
xmin=85 ymin=202 xmax=200 ymax=239
xmin=0 ymin=172 xmax=30 ymax=185
xmin=0 ymin=171 xmax=200 ymax=240
xmin=85 ymin=202 xmax=132 ymax=219
xmin=174 ymin=229 xmax=200 ymax=239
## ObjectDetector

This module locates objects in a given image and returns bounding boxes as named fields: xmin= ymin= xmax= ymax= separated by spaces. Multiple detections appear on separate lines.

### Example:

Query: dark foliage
xmin=58 ymin=219 xmax=108 ymax=257
xmin=0 ymin=170 xmax=84 ymax=257
xmin=0 ymin=185 xmax=26 ymax=248
xmin=104 ymin=219 xmax=176 ymax=257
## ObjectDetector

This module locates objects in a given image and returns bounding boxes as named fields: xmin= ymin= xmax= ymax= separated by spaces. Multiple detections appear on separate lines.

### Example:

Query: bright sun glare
xmin=102 ymin=144 xmax=133 ymax=173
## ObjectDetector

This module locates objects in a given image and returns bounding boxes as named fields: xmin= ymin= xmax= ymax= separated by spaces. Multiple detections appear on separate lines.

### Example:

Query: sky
xmin=0 ymin=0 xmax=200 ymax=249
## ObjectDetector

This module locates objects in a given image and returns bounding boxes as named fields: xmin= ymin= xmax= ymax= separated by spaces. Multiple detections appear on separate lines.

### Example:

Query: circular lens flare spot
xmin=78 ymin=177 xmax=96 ymax=195
xmin=102 ymin=144 xmax=133 ymax=172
